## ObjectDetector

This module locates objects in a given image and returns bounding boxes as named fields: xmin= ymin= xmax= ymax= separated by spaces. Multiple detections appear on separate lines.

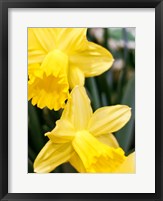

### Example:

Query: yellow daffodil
xmin=34 ymin=86 xmax=135 ymax=173
xmin=28 ymin=28 xmax=114 ymax=110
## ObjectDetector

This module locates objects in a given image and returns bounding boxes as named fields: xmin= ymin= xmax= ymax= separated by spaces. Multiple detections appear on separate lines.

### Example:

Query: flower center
xmin=72 ymin=130 xmax=126 ymax=172
xmin=40 ymin=49 xmax=69 ymax=76
xmin=28 ymin=49 xmax=70 ymax=110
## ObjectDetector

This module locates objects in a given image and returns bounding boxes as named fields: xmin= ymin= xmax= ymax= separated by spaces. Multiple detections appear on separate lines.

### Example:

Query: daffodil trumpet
xmin=34 ymin=86 xmax=135 ymax=173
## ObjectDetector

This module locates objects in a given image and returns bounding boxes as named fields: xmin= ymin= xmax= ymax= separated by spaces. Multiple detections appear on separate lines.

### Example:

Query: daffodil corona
xmin=28 ymin=28 xmax=114 ymax=110
xmin=34 ymin=86 xmax=135 ymax=173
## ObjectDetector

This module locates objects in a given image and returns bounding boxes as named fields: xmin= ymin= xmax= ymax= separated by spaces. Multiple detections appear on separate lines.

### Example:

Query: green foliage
xmin=115 ymin=75 xmax=135 ymax=154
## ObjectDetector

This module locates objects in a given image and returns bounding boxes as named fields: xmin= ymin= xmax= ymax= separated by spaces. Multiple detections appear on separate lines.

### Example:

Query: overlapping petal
xmin=61 ymin=86 xmax=93 ymax=130
xmin=34 ymin=141 xmax=74 ymax=173
xmin=28 ymin=51 xmax=46 ymax=65
xmin=88 ymin=105 xmax=131 ymax=136
xmin=69 ymin=41 xmax=114 ymax=77
xmin=115 ymin=152 xmax=135 ymax=173
xmin=28 ymin=63 xmax=41 ymax=85
xmin=69 ymin=152 xmax=86 ymax=173
xmin=46 ymin=119 xmax=75 ymax=143
xmin=28 ymin=28 xmax=56 ymax=65
xmin=68 ymin=66 xmax=85 ymax=89
xmin=56 ymin=28 xmax=87 ymax=54
xmin=28 ymin=28 xmax=57 ymax=52
xmin=96 ymin=133 xmax=119 ymax=148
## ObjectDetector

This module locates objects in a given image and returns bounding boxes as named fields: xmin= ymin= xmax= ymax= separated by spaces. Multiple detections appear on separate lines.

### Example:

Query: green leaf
xmin=28 ymin=102 xmax=45 ymax=153
xmin=96 ymin=72 xmax=112 ymax=106
xmin=42 ymin=108 xmax=60 ymax=129
xmin=115 ymin=75 xmax=135 ymax=153
xmin=28 ymin=158 xmax=34 ymax=173
xmin=86 ymin=77 xmax=101 ymax=110
xmin=61 ymin=163 xmax=78 ymax=173
xmin=28 ymin=146 xmax=37 ymax=162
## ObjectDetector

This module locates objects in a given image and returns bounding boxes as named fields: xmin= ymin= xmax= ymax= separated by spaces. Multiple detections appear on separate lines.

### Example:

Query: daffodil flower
xmin=28 ymin=28 xmax=114 ymax=110
xmin=34 ymin=86 xmax=135 ymax=173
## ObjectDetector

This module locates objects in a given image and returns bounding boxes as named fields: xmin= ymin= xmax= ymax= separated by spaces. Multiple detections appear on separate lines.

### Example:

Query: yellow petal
xmin=28 ymin=50 xmax=46 ymax=65
xmin=28 ymin=28 xmax=57 ymax=65
xmin=46 ymin=119 xmax=76 ymax=143
xmin=57 ymin=28 xmax=87 ymax=54
xmin=28 ymin=63 xmax=44 ymax=81
xmin=28 ymin=50 xmax=69 ymax=110
xmin=34 ymin=141 xmax=73 ymax=173
xmin=68 ymin=66 xmax=85 ymax=89
xmin=69 ymin=41 xmax=114 ymax=77
xmin=61 ymin=86 xmax=93 ymax=130
xmin=96 ymin=133 xmax=119 ymax=148
xmin=72 ymin=130 xmax=126 ymax=173
xmin=88 ymin=105 xmax=131 ymax=136
xmin=28 ymin=63 xmax=40 ymax=76
xmin=69 ymin=152 xmax=86 ymax=173
xmin=28 ymin=74 xmax=69 ymax=110
xmin=28 ymin=28 xmax=57 ymax=52
xmin=40 ymin=49 xmax=68 ymax=76
xmin=114 ymin=152 xmax=135 ymax=173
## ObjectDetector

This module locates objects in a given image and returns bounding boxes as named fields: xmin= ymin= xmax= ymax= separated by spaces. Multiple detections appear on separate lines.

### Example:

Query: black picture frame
xmin=0 ymin=0 xmax=162 ymax=200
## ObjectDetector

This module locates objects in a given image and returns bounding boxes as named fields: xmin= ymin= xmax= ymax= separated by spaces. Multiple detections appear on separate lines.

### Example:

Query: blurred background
xmin=28 ymin=28 xmax=135 ymax=173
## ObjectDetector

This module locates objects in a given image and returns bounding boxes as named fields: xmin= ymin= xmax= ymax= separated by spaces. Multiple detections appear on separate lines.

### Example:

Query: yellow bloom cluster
xmin=28 ymin=28 xmax=135 ymax=173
